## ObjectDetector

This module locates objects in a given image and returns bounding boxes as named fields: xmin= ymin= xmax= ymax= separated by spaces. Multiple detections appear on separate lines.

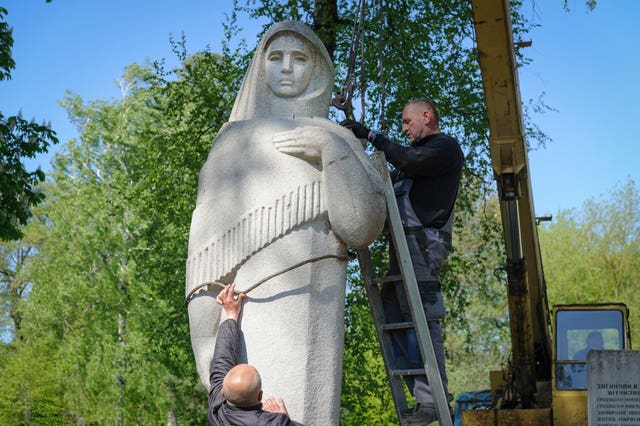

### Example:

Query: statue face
xmin=265 ymin=34 xmax=314 ymax=98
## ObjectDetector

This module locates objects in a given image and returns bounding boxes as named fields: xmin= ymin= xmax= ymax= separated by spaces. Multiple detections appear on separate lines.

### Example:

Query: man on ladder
xmin=341 ymin=98 xmax=464 ymax=425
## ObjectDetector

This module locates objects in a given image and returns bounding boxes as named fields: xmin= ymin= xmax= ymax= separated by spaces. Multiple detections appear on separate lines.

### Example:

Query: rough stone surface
xmin=186 ymin=21 xmax=386 ymax=425
xmin=588 ymin=350 xmax=640 ymax=426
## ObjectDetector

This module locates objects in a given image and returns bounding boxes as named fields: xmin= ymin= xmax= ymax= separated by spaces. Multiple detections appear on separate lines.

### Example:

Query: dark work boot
xmin=401 ymin=402 xmax=438 ymax=425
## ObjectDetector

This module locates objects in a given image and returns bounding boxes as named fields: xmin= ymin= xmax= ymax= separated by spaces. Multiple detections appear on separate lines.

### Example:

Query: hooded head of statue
xmin=229 ymin=21 xmax=334 ymax=122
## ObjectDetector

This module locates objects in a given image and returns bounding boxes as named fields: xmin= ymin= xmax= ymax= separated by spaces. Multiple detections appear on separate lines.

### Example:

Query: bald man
xmin=342 ymin=98 xmax=463 ymax=424
xmin=208 ymin=283 xmax=303 ymax=425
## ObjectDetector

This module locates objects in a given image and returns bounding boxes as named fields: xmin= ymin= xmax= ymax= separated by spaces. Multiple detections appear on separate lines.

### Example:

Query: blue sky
xmin=2 ymin=0 xmax=638 ymax=217
xmin=519 ymin=0 xmax=640 ymax=216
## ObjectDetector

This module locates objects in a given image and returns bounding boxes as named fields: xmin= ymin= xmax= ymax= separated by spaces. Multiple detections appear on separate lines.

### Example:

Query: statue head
xmin=229 ymin=21 xmax=334 ymax=121
xmin=265 ymin=32 xmax=315 ymax=99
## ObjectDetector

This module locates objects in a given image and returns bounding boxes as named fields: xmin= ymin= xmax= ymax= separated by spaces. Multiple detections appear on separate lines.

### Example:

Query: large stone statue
xmin=186 ymin=21 xmax=386 ymax=425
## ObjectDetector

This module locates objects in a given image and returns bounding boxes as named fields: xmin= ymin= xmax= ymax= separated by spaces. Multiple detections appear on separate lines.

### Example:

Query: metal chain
xmin=332 ymin=0 xmax=389 ymax=136
xmin=331 ymin=0 xmax=366 ymax=121
xmin=377 ymin=0 xmax=390 ymax=134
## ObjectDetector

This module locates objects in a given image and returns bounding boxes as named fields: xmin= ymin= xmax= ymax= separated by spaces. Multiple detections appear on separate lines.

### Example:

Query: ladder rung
xmin=391 ymin=368 xmax=425 ymax=377
xmin=382 ymin=321 xmax=414 ymax=331
xmin=372 ymin=274 xmax=402 ymax=284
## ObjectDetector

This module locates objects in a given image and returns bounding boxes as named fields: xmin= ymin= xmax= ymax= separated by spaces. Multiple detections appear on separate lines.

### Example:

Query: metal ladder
xmin=356 ymin=152 xmax=453 ymax=426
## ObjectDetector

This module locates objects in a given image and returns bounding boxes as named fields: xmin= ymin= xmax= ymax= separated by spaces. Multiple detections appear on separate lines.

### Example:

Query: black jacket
xmin=207 ymin=319 xmax=303 ymax=426
xmin=370 ymin=132 xmax=464 ymax=229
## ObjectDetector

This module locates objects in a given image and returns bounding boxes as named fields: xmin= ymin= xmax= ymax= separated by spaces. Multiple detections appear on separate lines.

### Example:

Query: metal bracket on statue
xmin=331 ymin=87 xmax=355 ymax=121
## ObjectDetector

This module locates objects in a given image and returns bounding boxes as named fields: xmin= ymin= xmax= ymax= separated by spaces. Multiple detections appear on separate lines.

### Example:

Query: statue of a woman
xmin=186 ymin=21 xmax=386 ymax=424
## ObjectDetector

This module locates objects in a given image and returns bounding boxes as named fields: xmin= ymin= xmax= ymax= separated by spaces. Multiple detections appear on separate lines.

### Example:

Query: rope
xmin=184 ymin=254 xmax=351 ymax=309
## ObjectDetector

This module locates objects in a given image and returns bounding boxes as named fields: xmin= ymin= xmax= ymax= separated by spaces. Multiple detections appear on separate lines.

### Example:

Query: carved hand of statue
xmin=273 ymin=126 xmax=340 ymax=164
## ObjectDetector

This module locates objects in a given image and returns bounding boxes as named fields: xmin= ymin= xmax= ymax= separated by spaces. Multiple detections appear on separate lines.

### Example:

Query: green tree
xmin=2 ymin=43 xmax=240 ymax=421
xmin=0 ymin=7 xmax=15 ymax=80
xmin=0 ymin=338 xmax=66 ymax=424
xmin=0 ymin=112 xmax=58 ymax=241
xmin=342 ymin=238 xmax=398 ymax=425
xmin=0 ymin=212 xmax=46 ymax=341
xmin=1 ymin=6 xmax=58 ymax=241
xmin=539 ymin=178 xmax=640 ymax=334
xmin=445 ymin=192 xmax=510 ymax=394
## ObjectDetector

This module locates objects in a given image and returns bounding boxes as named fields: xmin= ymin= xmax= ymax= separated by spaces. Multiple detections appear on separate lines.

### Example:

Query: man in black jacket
xmin=208 ymin=283 xmax=303 ymax=425
xmin=341 ymin=98 xmax=463 ymax=425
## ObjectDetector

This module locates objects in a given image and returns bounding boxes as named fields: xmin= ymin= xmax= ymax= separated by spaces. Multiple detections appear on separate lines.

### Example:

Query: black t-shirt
xmin=370 ymin=132 xmax=464 ymax=228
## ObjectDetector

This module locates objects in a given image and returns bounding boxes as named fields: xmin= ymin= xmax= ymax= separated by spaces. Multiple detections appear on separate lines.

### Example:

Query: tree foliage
xmin=539 ymin=178 xmax=640 ymax=333
xmin=0 ymin=210 xmax=46 ymax=341
xmin=0 ymin=6 xmax=58 ymax=241
xmin=0 ymin=114 xmax=58 ymax=241
xmin=0 ymin=7 xmax=15 ymax=80
xmin=0 ymin=37 xmax=242 ymax=420
xmin=342 ymin=238 xmax=399 ymax=424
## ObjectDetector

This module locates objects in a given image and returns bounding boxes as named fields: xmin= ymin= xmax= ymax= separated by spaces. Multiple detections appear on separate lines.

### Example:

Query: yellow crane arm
xmin=471 ymin=0 xmax=552 ymax=407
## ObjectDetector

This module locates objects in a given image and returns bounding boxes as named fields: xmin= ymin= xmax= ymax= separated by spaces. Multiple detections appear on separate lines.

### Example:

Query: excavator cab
xmin=552 ymin=303 xmax=631 ymax=425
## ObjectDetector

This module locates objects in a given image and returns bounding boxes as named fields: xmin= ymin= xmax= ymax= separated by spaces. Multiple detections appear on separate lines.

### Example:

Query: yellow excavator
xmin=463 ymin=0 xmax=632 ymax=424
